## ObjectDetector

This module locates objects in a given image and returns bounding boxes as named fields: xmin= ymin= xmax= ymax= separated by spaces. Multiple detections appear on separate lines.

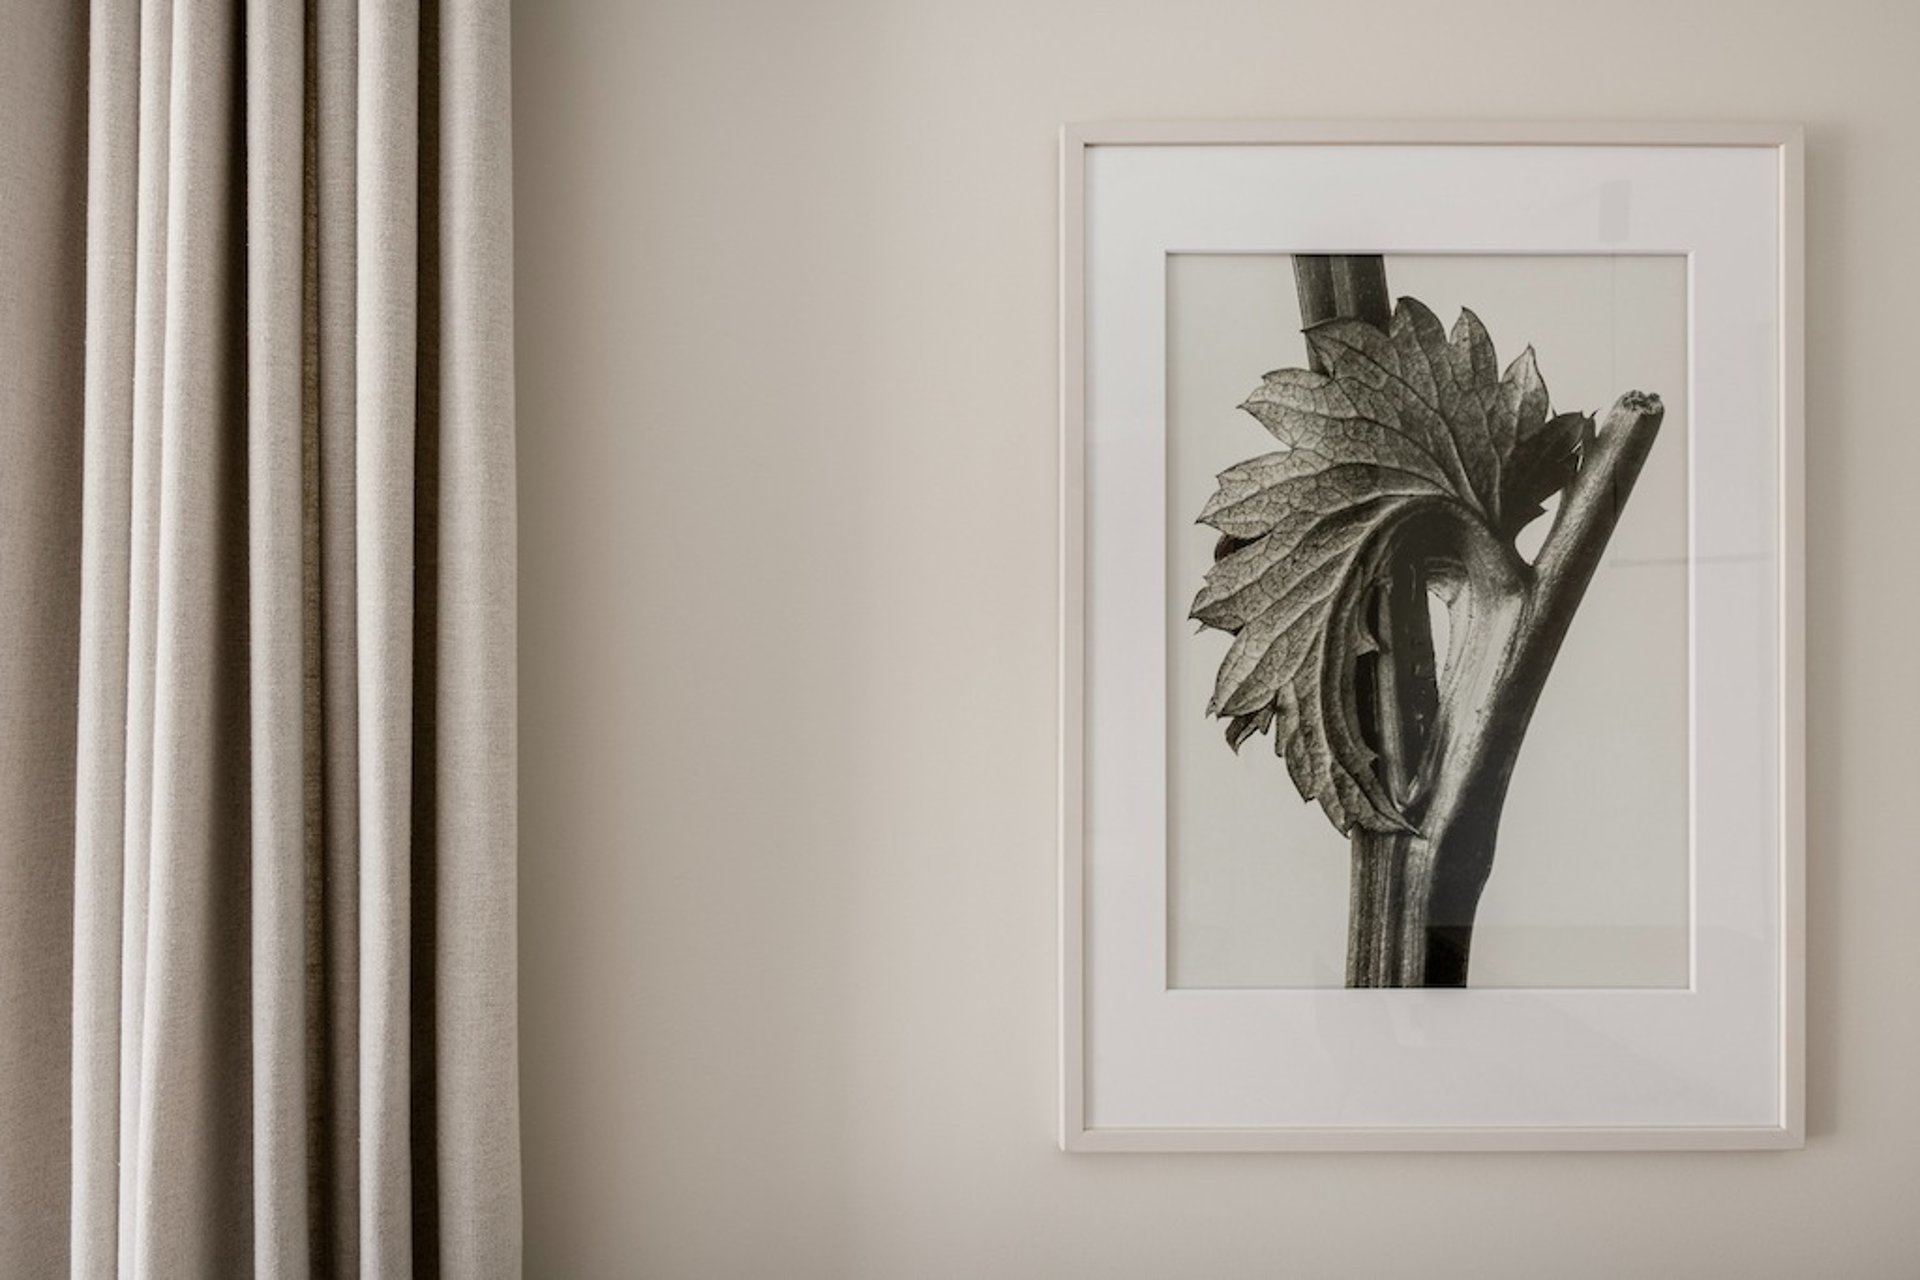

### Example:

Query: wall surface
xmin=512 ymin=1 xmax=1920 ymax=1274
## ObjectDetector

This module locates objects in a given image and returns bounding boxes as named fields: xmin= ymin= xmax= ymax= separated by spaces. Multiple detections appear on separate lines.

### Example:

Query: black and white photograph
xmin=1168 ymin=253 xmax=1690 ymax=991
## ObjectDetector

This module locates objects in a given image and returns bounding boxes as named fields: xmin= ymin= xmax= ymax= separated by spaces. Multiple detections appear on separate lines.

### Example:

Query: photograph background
xmin=1167 ymin=254 xmax=1691 ymax=988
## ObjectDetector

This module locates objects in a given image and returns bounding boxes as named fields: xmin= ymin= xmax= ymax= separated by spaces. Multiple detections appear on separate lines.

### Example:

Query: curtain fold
xmin=5 ymin=0 xmax=521 ymax=1275
xmin=0 ymin=3 xmax=88 ymax=1277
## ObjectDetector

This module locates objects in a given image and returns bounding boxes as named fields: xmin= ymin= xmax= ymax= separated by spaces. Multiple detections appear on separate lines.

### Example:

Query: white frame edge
xmin=1057 ymin=121 xmax=1807 ymax=1154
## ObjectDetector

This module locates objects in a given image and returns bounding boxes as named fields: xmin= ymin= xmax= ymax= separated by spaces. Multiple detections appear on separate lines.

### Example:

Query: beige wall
xmin=513 ymin=1 xmax=1920 ymax=1274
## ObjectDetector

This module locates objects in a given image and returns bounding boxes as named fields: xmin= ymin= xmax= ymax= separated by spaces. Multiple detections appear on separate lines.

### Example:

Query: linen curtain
xmin=0 ymin=1 xmax=519 ymax=1274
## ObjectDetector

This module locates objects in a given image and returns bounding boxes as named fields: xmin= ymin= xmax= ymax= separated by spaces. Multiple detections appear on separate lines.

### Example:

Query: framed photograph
xmin=1060 ymin=122 xmax=1803 ymax=1151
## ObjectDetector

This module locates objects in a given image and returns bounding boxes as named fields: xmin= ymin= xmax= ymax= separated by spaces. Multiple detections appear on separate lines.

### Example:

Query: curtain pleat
xmin=313 ymin=1 xmax=364 ymax=1273
xmin=244 ymin=0 xmax=314 ymax=1272
xmin=0 ymin=3 xmax=87 ymax=1276
xmin=69 ymin=1 xmax=140 ymax=1274
xmin=133 ymin=0 xmax=252 ymax=1271
xmin=113 ymin=2 xmax=174 ymax=1267
xmin=10 ymin=0 xmax=524 ymax=1275
xmin=354 ymin=2 xmax=420 ymax=1273
xmin=429 ymin=6 xmax=521 ymax=1271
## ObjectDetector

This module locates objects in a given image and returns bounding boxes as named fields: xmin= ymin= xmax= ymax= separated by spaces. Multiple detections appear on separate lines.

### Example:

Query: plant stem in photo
xmin=1191 ymin=255 xmax=1663 ymax=987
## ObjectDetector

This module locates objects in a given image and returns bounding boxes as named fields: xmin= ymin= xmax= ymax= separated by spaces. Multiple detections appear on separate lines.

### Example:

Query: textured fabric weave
xmin=0 ymin=2 xmax=521 ymax=1275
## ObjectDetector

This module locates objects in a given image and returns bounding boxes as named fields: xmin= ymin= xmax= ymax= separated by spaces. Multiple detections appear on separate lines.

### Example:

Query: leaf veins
xmin=1192 ymin=296 xmax=1592 ymax=832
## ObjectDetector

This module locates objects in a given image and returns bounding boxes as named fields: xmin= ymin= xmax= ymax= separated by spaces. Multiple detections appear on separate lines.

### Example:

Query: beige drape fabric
xmin=1 ymin=1 xmax=520 ymax=1275
xmin=0 ymin=4 xmax=90 ymax=1276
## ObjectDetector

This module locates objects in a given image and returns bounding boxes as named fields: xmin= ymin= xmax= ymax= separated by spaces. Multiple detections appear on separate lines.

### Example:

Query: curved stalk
xmin=1281 ymin=264 xmax=1663 ymax=987
xmin=1395 ymin=392 xmax=1666 ymax=985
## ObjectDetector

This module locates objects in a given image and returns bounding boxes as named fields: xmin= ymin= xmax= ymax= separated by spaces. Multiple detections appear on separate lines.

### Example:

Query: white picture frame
xmin=1060 ymin=122 xmax=1804 ymax=1152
